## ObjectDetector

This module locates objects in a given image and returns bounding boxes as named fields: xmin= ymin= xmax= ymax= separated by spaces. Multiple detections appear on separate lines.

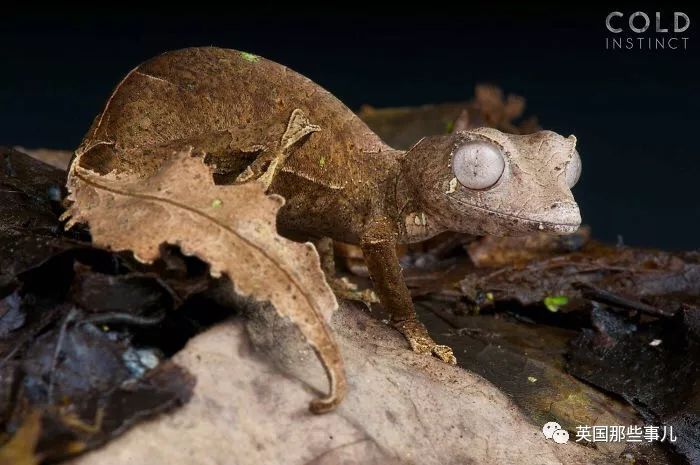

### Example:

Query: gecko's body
xmin=76 ymin=47 xmax=582 ymax=393
xmin=79 ymin=47 xmax=402 ymax=244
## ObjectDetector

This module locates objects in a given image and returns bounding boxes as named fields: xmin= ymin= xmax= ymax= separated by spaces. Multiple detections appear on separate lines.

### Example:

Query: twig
xmin=574 ymin=282 xmax=675 ymax=318
xmin=47 ymin=308 xmax=78 ymax=404
xmin=82 ymin=311 xmax=166 ymax=326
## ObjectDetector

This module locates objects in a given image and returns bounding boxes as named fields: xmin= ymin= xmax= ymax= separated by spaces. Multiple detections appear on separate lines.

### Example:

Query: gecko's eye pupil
xmin=452 ymin=140 xmax=505 ymax=190
xmin=565 ymin=149 xmax=582 ymax=188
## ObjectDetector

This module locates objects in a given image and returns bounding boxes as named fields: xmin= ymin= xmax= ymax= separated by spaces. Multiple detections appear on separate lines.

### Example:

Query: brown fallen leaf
xmin=474 ymin=84 xmax=526 ymax=132
xmin=459 ymin=236 xmax=699 ymax=314
xmin=359 ymin=84 xmax=540 ymax=150
xmin=0 ymin=411 xmax=42 ymax=465
xmin=62 ymin=147 xmax=345 ymax=413
xmin=466 ymin=228 xmax=591 ymax=268
xmin=12 ymin=146 xmax=73 ymax=171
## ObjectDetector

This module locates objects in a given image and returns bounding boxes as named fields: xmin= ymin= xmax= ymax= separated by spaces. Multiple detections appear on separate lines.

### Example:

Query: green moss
xmin=319 ymin=156 xmax=326 ymax=167
xmin=240 ymin=51 xmax=260 ymax=63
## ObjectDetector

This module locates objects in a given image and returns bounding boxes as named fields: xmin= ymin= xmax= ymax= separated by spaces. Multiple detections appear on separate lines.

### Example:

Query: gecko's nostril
xmin=549 ymin=201 xmax=577 ymax=210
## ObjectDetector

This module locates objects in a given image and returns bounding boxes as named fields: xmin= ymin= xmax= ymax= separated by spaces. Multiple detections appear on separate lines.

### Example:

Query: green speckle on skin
xmin=544 ymin=295 xmax=569 ymax=312
xmin=319 ymin=156 xmax=326 ymax=167
xmin=445 ymin=120 xmax=454 ymax=133
xmin=211 ymin=199 xmax=223 ymax=208
xmin=240 ymin=52 xmax=260 ymax=63
xmin=527 ymin=376 xmax=538 ymax=383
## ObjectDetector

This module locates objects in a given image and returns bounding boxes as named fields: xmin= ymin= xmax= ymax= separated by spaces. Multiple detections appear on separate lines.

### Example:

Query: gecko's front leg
xmin=360 ymin=219 xmax=456 ymax=365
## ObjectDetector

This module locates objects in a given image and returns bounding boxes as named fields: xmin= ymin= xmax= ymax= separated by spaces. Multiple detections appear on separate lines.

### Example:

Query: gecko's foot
xmin=233 ymin=153 xmax=280 ymax=190
xmin=255 ymin=158 xmax=280 ymax=190
xmin=329 ymin=277 xmax=379 ymax=304
xmin=431 ymin=344 xmax=457 ymax=365
xmin=393 ymin=319 xmax=457 ymax=365
xmin=234 ymin=108 xmax=321 ymax=190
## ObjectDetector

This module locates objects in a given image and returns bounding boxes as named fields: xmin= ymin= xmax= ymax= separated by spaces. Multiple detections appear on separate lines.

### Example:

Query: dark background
xmin=1 ymin=5 xmax=698 ymax=250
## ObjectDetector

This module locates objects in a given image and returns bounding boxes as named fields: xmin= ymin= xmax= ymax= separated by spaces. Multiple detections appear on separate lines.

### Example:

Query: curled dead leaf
xmin=0 ymin=411 xmax=42 ymax=465
xmin=62 ymin=147 xmax=345 ymax=413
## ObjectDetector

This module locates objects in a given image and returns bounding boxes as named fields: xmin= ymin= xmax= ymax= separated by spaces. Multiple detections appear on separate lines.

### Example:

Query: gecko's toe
xmin=408 ymin=339 xmax=457 ymax=365
xmin=432 ymin=344 xmax=457 ymax=365
xmin=329 ymin=277 xmax=379 ymax=304
xmin=406 ymin=335 xmax=434 ymax=355
xmin=393 ymin=319 xmax=457 ymax=364
xmin=347 ymin=287 xmax=379 ymax=304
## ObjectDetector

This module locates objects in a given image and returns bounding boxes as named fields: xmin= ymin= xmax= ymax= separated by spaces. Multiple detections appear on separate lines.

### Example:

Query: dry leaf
xmin=0 ymin=411 xmax=42 ymax=465
xmin=13 ymin=146 xmax=73 ymax=171
xmin=62 ymin=147 xmax=345 ymax=413
xmin=359 ymin=85 xmax=540 ymax=150
xmin=466 ymin=228 xmax=591 ymax=268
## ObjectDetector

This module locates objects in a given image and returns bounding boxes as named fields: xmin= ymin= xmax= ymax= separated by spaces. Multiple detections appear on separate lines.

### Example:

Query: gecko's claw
xmin=233 ymin=109 xmax=321 ymax=192
xmin=432 ymin=344 xmax=457 ymax=365
xmin=393 ymin=319 xmax=457 ymax=365
xmin=329 ymin=277 xmax=379 ymax=304
xmin=233 ymin=155 xmax=280 ymax=191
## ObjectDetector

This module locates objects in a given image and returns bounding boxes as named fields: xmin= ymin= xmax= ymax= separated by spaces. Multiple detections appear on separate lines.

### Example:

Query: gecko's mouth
xmin=451 ymin=198 xmax=581 ymax=235
xmin=518 ymin=217 xmax=580 ymax=234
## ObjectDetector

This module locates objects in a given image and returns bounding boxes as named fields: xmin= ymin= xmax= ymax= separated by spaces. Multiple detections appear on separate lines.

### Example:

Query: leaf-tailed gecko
xmin=74 ymin=46 xmax=581 ymax=374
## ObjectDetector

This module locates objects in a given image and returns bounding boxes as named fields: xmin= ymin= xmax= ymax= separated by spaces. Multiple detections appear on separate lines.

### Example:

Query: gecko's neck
xmin=393 ymin=150 xmax=416 ymax=218
xmin=392 ymin=149 xmax=448 ymax=244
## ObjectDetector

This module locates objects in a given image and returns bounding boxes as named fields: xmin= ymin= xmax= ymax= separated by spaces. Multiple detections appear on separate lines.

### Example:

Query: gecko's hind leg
xmin=316 ymin=237 xmax=378 ymax=304
xmin=238 ymin=109 xmax=321 ymax=190
xmin=234 ymin=152 xmax=276 ymax=185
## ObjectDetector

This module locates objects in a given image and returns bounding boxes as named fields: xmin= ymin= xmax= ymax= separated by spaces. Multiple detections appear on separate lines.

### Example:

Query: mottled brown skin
xmin=77 ymin=47 xmax=582 ymax=367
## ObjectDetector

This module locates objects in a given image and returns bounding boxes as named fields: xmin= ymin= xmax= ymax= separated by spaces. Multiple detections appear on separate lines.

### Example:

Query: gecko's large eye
xmin=452 ymin=140 xmax=505 ymax=190
xmin=565 ymin=149 xmax=582 ymax=188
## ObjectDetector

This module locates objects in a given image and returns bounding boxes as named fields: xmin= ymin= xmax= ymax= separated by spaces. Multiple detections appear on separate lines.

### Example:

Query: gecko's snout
xmin=533 ymin=201 xmax=581 ymax=234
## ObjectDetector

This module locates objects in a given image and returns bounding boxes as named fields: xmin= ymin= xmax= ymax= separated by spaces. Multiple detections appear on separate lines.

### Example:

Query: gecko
xmin=74 ymin=46 xmax=582 ymax=397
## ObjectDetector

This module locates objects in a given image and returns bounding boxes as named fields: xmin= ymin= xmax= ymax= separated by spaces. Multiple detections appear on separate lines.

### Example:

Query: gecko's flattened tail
xmin=308 ymin=335 xmax=347 ymax=414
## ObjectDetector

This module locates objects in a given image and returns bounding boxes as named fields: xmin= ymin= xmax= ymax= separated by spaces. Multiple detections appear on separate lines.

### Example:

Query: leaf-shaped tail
xmin=307 ymin=328 xmax=347 ymax=414
xmin=63 ymin=147 xmax=347 ymax=413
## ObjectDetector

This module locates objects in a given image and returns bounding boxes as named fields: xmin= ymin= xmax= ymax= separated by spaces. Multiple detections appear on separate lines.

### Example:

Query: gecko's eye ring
xmin=565 ymin=149 xmax=582 ymax=188
xmin=452 ymin=140 xmax=505 ymax=190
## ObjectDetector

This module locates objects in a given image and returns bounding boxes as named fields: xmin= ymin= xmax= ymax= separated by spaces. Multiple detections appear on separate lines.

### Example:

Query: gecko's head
xmin=403 ymin=127 xmax=582 ymax=236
